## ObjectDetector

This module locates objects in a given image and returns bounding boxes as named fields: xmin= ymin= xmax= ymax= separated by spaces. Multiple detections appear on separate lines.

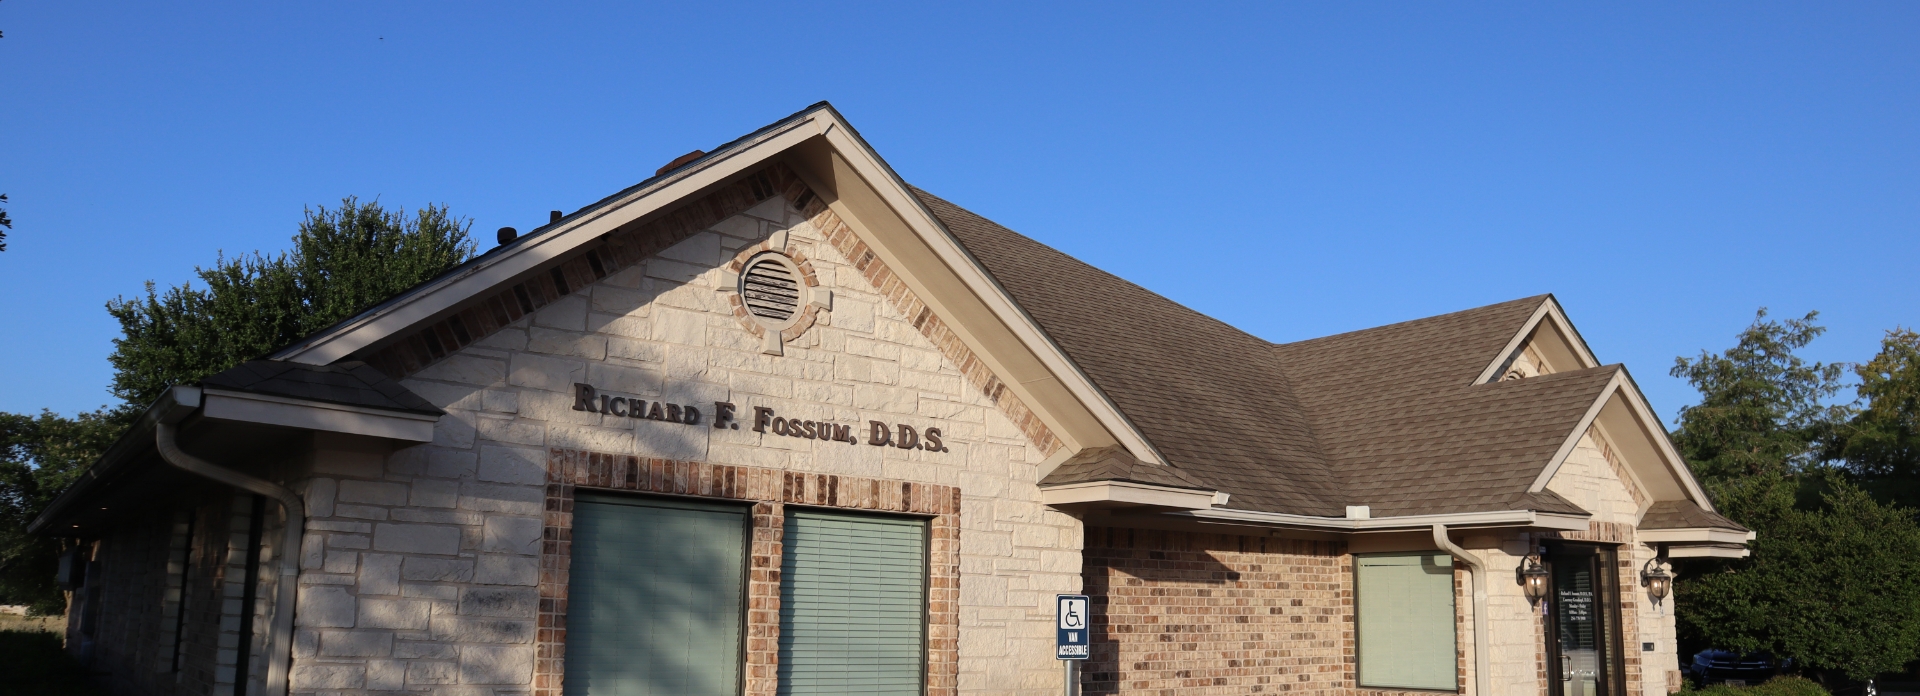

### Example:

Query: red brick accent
xmin=796 ymin=197 xmax=1063 ymax=457
xmin=535 ymin=448 xmax=961 ymax=696
xmin=1541 ymin=522 xmax=1643 ymax=696
xmin=365 ymin=166 xmax=813 ymax=379
xmin=363 ymin=162 xmax=1062 ymax=457
xmin=722 ymin=239 xmax=825 ymax=343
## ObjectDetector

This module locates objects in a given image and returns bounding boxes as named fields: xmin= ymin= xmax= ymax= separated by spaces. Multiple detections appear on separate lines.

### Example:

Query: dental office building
xmin=35 ymin=103 xmax=1750 ymax=696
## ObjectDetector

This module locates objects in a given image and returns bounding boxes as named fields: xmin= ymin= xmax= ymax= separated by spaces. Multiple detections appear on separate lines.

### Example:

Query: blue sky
xmin=2 ymin=2 xmax=1914 ymax=424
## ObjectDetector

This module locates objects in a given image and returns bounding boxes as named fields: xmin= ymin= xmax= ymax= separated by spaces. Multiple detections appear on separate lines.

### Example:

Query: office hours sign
xmin=1056 ymin=594 xmax=1090 ymax=659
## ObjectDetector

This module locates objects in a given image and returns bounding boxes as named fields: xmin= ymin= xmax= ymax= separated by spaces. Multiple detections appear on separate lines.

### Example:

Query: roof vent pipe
xmin=1433 ymin=524 xmax=1489 ymax=696
xmin=550 ymin=210 xmax=562 ymax=224
xmin=154 ymin=390 xmax=304 ymax=696
xmin=497 ymin=227 xmax=517 ymax=246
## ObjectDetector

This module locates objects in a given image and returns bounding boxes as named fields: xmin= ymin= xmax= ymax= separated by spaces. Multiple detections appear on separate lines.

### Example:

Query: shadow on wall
xmin=1079 ymin=527 xmax=1244 ymax=696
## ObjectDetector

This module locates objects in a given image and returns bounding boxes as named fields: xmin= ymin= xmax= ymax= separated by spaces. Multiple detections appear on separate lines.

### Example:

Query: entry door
xmin=565 ymin=493 xmax=748 ymax=696
xmin=1546 ymin=544 xmax=1623 ymax=696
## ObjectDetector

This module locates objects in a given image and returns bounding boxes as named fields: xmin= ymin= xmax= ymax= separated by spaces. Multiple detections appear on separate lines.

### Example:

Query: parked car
xmin=1687 ymin=650 xmax=1792 ymax=685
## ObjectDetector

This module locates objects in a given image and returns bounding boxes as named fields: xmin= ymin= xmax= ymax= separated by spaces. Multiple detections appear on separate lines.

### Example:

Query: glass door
xmin=1546 ymin=544 xmax=1623 ymax=696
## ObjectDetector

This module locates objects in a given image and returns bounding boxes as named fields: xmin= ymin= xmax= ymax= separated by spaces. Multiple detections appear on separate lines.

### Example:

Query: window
xmin=1356 ymin=553 xmax=1458 ymax=691
xmin=565 ymin=494 xmax=748 ymax=696
xmin=778 ymin=509 xmax=927 ymax=695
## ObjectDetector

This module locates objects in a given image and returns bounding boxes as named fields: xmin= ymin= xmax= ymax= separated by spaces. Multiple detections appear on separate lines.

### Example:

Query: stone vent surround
xmin=537 ymin=447 xmax=962 ymax=696
xmin=363 ymin=163 xmax=1060 ymax=457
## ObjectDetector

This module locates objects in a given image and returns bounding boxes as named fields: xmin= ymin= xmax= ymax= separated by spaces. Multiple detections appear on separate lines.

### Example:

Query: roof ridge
xmin=1274 ymin=294 xmax=1551 ymax=349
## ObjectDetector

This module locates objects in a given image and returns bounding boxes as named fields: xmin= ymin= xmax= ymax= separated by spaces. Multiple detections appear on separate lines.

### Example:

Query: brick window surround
xmin=537 ymin=448 xmax=961 ymax=696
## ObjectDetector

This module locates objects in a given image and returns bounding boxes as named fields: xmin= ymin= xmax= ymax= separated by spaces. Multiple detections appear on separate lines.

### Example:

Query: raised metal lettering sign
xmin=1056 ymin=594 xmax=1089 ymax=660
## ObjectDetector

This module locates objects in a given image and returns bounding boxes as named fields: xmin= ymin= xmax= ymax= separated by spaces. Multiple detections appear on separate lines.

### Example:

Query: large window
xmin=565 ymin=494 xmax=748 ymax=696
xmin=778 ymin=509 xmax=928 ymax=695
xmin=1355 ymin=553 xmax=1458 ymax=691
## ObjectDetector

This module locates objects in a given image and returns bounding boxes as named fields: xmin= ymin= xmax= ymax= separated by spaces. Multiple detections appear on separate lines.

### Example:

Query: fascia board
xmin=1471 ymin=297 xmax=1602 ymax=386
xmin=1636 ymin=527 xmax=1753 ymax=545
xmin=813 ymin=117 xmax=1168 ymax=466
xmin=1666 ymin=545 xmax=1751 ymax=559
xmin=1528 ymin=371 xmax=1624 ymax=493
xmin=1165 ymin=507 xmax=1589 ymax=532
xmin=201 ymin=389 xmax=439 ymax=442
xmin=276 ymin=114 xmax=830 ymax=365
xmin=1038 ymin=481 xmax=1218 ymax=510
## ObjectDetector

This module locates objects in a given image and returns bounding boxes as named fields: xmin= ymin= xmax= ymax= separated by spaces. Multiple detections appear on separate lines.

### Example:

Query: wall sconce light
xmin=1641 ymin=557 xmax=1673 ymax=607
xmin=1518 ymin=555 xmax=1550 ymax=606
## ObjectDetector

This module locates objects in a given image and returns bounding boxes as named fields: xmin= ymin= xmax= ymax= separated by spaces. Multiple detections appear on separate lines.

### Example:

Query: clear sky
xmin=2 ymin=2 xmax=1915 ymax=425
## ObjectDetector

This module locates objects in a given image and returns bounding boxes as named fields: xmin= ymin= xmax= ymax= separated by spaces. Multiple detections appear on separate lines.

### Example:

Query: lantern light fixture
xmin=1518 ymin=555 xmax=1550 ymax=606
xmin=1641 ymin=557 xmax=1673 ymax=607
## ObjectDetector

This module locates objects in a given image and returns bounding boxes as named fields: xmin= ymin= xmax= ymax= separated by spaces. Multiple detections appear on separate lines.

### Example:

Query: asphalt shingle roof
xmin=201 ymin=360 xmax=443 ymax=416
xmin=918 ymin=189 xmax=1618 ymax=519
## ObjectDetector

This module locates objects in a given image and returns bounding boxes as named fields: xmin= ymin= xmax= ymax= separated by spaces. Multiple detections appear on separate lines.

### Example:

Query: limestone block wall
xmin=285 ymin=195 xmax=1077 ymax=695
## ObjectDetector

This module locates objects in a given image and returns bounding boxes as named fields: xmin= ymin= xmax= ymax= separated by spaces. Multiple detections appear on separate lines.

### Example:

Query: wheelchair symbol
xmin=1059 ymin=597 xmax=1087 ymax=630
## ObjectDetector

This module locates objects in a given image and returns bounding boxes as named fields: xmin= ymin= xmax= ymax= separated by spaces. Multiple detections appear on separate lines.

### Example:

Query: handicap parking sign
xmin=1056 ymin=594 xmax=1089 ymax=659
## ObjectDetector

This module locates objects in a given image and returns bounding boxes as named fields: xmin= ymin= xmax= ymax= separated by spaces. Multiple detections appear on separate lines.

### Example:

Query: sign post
xmin=1057 ymin=594 xmax=1089 ymax=696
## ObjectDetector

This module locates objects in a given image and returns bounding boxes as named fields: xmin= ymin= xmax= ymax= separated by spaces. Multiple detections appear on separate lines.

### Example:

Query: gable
xmin=395 ymin=194 xmax=1064 ymax=478
xmin=272 ymin=104 xmax=1165 ymax=472
xmin=1475 ymin=297 xmax=1600 ymax=385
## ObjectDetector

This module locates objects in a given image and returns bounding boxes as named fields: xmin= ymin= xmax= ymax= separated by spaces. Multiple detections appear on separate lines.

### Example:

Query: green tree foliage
xmin=1669 ymin=309 xmax=1849 ymax=484
xmin=1671 ymin=311 xmax=1920 ymax=681
xmin=0 ymin=197 xmax=472 ymax=616
xmin=1 ymin=193 xmax=12 ymax=252
xmin=1677 ymin=473 xmax=1920 ymax=681
xmin=0 ymin=408 xmax=128 ymax=614
xmin=105 ymin=197 xmax=474 ymax=406
xmin=1835 ymin=329 xmax=1920 ymax=506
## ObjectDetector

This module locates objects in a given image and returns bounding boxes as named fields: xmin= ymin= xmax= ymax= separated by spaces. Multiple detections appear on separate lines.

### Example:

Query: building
xmin=34 ymin=102 xmax=1751 ymax=696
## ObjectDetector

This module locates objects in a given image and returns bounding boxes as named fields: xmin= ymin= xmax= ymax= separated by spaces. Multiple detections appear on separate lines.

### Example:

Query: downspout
xmin=1433 ymin=524 xmax=1490 ymax=696
xmin=156 ymin=387 xmax=303 ymax=696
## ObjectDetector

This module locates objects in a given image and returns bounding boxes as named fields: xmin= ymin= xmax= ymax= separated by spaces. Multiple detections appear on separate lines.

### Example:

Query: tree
xmin=0 ymin=408 xmax=129 ymax=614
xmin=1835 ymin=329 xmax=1920 ymax=506
xmin=1670 ymin=310 xmax=1920 ymax=681
xmin=106 ymin=197 xmax=474 ymax=406
xmin=1677 ymin=472 xmax=1920 ymax=681
xmin=0 ymin=197 xmax=473 ymax=615
xmin=1 ymin=193 xmax=12 ymax=252
xmin=1668 ymin=309 xmax=1850 ymax=485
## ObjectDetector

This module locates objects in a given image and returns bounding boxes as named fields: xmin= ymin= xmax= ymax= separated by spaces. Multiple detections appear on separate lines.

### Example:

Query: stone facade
xmin=281 ymin=185 xmax=1077 ymax=694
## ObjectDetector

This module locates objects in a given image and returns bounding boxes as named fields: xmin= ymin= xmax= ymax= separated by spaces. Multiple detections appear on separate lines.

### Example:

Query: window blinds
xmin=1356 ymin=553 xmax=1459 ymax=691
xmin=778 ymin=510 xmax=928 ymax=695
xmin=565 ymin=494 xmax=747 ymax=696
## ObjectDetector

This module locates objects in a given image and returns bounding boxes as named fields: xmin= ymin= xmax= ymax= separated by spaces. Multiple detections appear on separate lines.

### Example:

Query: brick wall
xmin=1081 ymin=527 xmax=1357 ymax=696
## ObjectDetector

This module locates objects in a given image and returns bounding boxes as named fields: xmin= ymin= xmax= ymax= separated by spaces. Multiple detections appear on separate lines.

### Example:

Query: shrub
xmin=1688 ymin=676 xmax=1830 ymax=696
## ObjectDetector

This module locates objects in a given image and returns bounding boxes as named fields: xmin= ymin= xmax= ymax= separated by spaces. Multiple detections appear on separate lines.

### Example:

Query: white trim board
xmin=201 ymin=389 xmax=439 ymax=442
xmin=1472 ymin=297 xmax=1602 ymax=386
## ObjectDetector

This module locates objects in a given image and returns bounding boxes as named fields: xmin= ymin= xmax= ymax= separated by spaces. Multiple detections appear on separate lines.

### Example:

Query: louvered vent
xmin=741 ymin=256 xmax=801 ymax=322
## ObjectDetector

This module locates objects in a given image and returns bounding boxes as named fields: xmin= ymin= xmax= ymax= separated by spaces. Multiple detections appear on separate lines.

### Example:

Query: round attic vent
xmin=739 ymin=253 xmax=803 ymax=325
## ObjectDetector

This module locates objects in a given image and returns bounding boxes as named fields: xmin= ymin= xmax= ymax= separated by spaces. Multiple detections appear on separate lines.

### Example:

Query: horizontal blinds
xmin=565 ymin=494 xmax=747 ymax=696
xmin=1356 ymin=553 xmax=1459 ymax=691
xmin=779 ymin=510 xmax=927 ymax=695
